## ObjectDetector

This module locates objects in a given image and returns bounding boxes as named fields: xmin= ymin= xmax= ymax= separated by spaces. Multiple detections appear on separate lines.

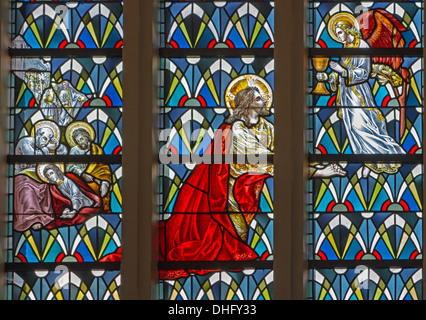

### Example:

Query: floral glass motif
xmin=159 ymin=269 xmax=273 ymax=300
xmin=161 ymin=1 xmax=274 ymax=48
xmin=162 ymin=57 xmax=274 ymax=108
xmin=310 ymin=268 xmax=421 ymax=300
xmin=6 ymin=270 xmax=121 ymax=300
xmin=158 ymin=0 xmax=275 ymax=300
xmin=11 ymin=2 xmax=123 ymax=49
xmin=307 ymin=1 xmax=423 ymax=300
xmin=6 ymin=0 xmax=122 ymax=300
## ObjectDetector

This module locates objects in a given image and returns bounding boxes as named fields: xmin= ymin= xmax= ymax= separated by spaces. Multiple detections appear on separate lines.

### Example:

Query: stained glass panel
xmin=7 ymin=207 xmax=122 ymax=262
xmin=6 ymin=0 xmax=122 ymax=300
xmin=158 ymin=269 xmax=273 ymax=300
xmin=308 ymin=106 xmax=422 ymax=155
xmin=10 ymin=108 xmax=122 ymax=155
xmin=11 ymin=55 xmax=123 ymax=109
xmin=309 ymin=212 xmax=422 ymax=261
xmin=308 ymin=268 xmax=422 ymax=300
xmin=307 ymin=1 xmax=423 ymax=300
xmin=161 ymin=1 xmax=274 ymax=48
xmin=11 ymin=2 xmax=123 ymax=49
xmin=158 ymin=0 xmax=274 ymax=300
xmin=308 ymin=2 xmax=423 ymax=48
xmin=308 ymin=56 xmax=423 ymax=108
xmin=162 ymin=57 xmax=274 ymax=107
xmin=6 ymin=270 xmax=121 ymax=300
xmin=310 ymin=163 xmax=423 ymax=213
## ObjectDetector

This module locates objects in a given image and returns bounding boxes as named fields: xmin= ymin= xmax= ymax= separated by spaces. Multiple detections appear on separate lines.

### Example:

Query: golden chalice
xmin=312 ymin=56 xmax=330 ymax=95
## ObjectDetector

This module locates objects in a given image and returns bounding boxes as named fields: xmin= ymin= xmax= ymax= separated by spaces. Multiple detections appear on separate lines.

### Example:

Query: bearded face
xmin=45 ymin=168 xmax=61 ymax=184
xmin=251 ymin=90 xmax=269 ymax=116
xmin=74 ymin=132 xmax=90 ymax=150
xmin=226 ymin=86 xmax=270 ymax=126
xmin=35 ymin=127 xmax=54 ymax=148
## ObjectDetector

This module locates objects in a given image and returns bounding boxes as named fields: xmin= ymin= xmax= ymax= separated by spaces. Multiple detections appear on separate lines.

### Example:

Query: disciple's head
xmin=35 ymin=127 xmax=54 ymax=148
xmin=226 ymin=86 xmax=270 ymax=126
xmin=59 ymin=89 xmax=70 ymax=106
xmin=43 ymin=164 xmax=64 ymax=184
xmin=72 ymin=128 xmax=93 ymax=150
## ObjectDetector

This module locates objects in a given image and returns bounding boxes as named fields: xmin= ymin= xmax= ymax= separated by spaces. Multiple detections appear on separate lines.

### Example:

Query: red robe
xmin=159 ymin=124 xmax=270 ymax=279
xmin=44 ymin=173 xmax=103 ymax=229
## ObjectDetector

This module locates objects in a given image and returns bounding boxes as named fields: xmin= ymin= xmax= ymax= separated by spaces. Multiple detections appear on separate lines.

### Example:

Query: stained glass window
xmin=158 ymin=0 xmax=274 ymax=300
xmin=6 ymin=0 xmax=123 ymax=300
xmin=307 ymin=1 xmax=423 ymax=300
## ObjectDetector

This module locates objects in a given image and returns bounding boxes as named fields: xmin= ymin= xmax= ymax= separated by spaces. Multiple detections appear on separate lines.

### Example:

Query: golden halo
xmin=65 ymin=121 xmax=96 ymax=148
xmin=37 ymin=163 xmax=65 ymax=184
xmin=327 ymin=12 xmax=360 ymax=43
xmin=31 ymin=120 xmax=60 ymax=139
xmin=224 ymin=74 xmax=273 ymax=114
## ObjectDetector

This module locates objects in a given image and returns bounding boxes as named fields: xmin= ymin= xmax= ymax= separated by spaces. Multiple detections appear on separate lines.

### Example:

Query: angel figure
xmin=317 ymin=11 xmax=406 ymax=178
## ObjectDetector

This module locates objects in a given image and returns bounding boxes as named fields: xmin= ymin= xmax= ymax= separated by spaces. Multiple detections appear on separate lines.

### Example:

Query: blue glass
xmin=309 ymin=2 xmax=423 ymax=49
xmin=309 ymin=268 xmax=422 ymax=300
xmin=311 ymin=163 xmax=423 ymax=213
xmin=311 ymin=212 xmax=422 ymax=261
xmin=13 ymin=2 xmax=123 ymax=49
xmin=158 ymin=269 xmax=273 ymax=300
xmin=163 ymin=57 xmax=274 ymax=107
xmin=162 ymin=1 xmax=274 ymax=48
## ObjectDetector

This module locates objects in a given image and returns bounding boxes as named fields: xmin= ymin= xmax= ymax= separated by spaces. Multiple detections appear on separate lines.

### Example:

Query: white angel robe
xmin=328 ymin=39 xmax=405 ymax=173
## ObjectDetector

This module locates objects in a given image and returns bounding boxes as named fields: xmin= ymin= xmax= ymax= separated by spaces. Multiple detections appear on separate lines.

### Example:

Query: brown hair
xmin=335 ymin=21 xmax=361 ymax=39
xmin=72 ymin=127 xmax=93 ymax=144
xmin=43 ymin=164 xmax=64 ymax=184
xmin=225 ymin=86 xmax=260 ymax=125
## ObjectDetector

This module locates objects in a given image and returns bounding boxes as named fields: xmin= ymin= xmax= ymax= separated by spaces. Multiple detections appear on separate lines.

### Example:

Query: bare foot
xmin=60 ymin=209 xmax=77 ymax=219
xmin=32 ymin=223 xmax=43 ymax=230
xmin=100 ymin=181 xmax=109 ymax=197
xmin=312 ymin=163 xmax=347 ymax=178
xmin=362 ymin=166 xmax=371 ymax=179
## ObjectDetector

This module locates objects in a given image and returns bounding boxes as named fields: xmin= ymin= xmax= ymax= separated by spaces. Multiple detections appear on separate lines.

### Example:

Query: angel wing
xmin=359 ymin=9 xmax=406 ymax=49
xmin=358 ymin=9 xmax=412 ymax=138
xmin=358 ymin=9 xmax=409 ymax=84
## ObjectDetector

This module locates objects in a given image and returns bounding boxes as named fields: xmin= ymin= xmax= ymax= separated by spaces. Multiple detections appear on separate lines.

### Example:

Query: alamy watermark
xmin=54 ymin=265 xmax=70 ymax=291
xmin=354 ymin=265 xmax=369 ymax=290
xmin=55 ymin=5 xmax=70 ymax=30
xmin=158 ymin=127 xmax=271 ymax=165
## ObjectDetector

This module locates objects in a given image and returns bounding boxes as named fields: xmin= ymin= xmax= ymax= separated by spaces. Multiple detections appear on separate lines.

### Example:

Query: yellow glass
xmin=312 ymin=56 xmax=330 ymax=95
